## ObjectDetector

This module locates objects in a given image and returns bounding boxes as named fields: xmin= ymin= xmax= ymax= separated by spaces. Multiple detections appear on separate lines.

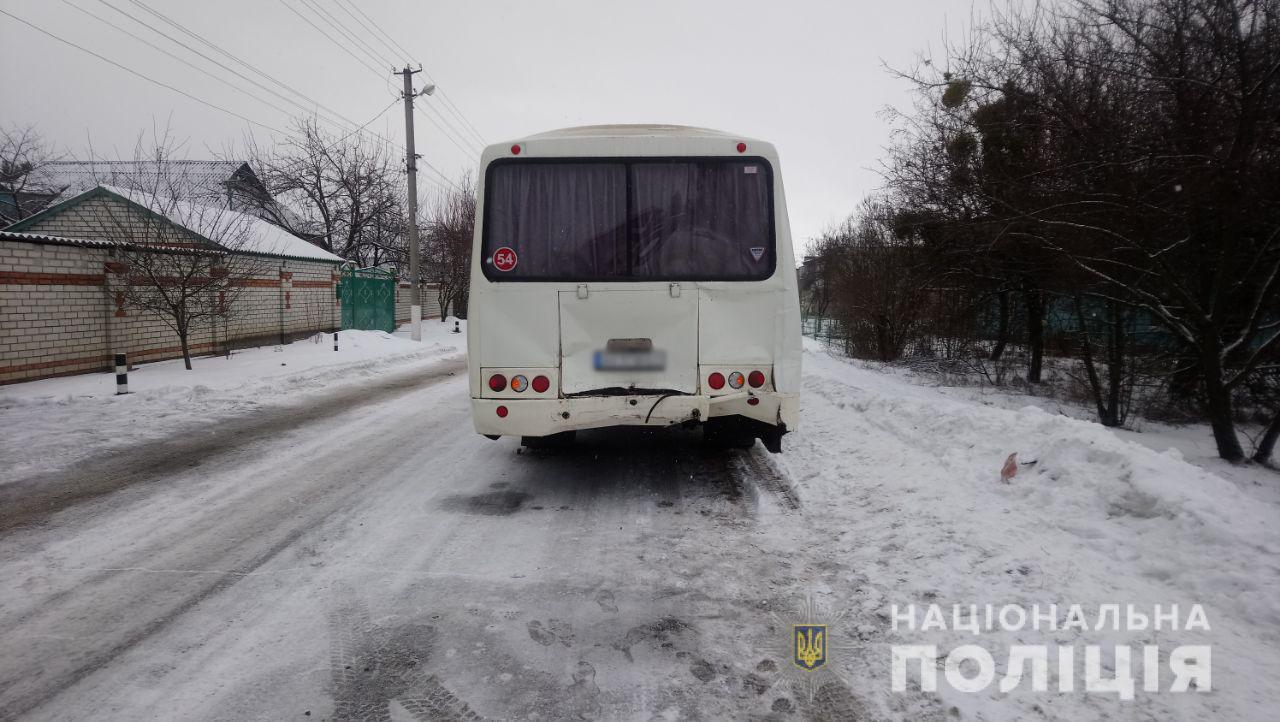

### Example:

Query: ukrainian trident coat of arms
xmin=793 ymin=624 xmax=827 ymax=670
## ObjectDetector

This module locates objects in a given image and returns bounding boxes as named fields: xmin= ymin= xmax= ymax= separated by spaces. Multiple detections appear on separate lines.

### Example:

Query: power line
xmin=269 ymin=2 xmax=464 ymax=191
xmin=112 ymin=0 xmax=470 ymax=197
xmin=282 ymin=1 xmax=480 ymax=158
xmin=97 ymin=0 xmax=391 ymax=153
xmin=329 ymin=98 xmax=399 ymax=147
xmin=329 ymin=0 xmax=488 ymax=148
xmin=64 ymin=1 xmax=303 ymax=122
xmin=6 ymin=6 xmax=458 ymax=197
xmin=120 ymin=0 xmax=406 ymax=156
xmin=336 ymin=0 xmax=415 ymax=66
xmin=306 ymin=0 xmax=397 ymax=71
xmin=99 ymin=0 xmax=341 ymax=118
xmin=411 ymin=142 xmax=466 ymax=194
xmin=330 ymin=0 xmax=406 ymax=65
xmin=433 ymin=89 xmax=488 ymax=148
xmin=279 ymin=0 xmax=394 ymax=89
xmin=416 ymin=106 xmax=483 ymax=157
xmin=82 ymin=0 xmax=464 ymax=192
xmin=294 ymin=0 xmax=393 ymax=76
xmin=124 ymin=0 xmax=329 ymax=114
xmin=0 ymin=7 xmax=287 ymax=136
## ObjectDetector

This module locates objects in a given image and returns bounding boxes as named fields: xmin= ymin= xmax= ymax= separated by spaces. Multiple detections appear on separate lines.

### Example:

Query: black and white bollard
xmin=333 ymin=332 xmax=339 ymax=351
xmin=453 ymin=320 xmax=461 ymax=334
xmin=114 ymin=353 xmax=128 ymax=395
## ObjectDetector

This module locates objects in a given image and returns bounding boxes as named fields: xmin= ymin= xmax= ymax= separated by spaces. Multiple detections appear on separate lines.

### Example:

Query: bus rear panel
xmin=468 ymin=125 xmax=801 ymax=452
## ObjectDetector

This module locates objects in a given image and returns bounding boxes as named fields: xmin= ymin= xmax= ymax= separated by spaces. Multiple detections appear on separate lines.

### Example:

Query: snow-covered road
xmin=1 ymin=340 xmax=1277 ymax=721
xmin=1 ymin=354 xmax=899 ymax=721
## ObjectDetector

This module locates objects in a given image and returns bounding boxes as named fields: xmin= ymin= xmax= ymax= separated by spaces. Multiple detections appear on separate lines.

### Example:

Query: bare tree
xmin=881 ymin=0 xmax=1280 ymax=460
xmin=93 ymin=138 xmax=270 ymax=369
xmin=816 ymin=199 xmax=934 ymax=362
xmin=244 ymin=118 xmax=405 ymax=267
xmin=422 ymin=173 xmax=475 ymax=320
xmin=0 ymin=124 xmax=60 ymax=223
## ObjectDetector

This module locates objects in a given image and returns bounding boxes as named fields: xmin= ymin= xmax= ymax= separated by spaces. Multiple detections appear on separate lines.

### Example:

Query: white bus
xmin=467 ymin=125 xmax=801 ymax=452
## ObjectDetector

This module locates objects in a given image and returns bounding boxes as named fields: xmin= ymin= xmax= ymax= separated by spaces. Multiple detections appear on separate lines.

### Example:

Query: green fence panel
xmin=338 ymin=267 xmax=396 ymax=332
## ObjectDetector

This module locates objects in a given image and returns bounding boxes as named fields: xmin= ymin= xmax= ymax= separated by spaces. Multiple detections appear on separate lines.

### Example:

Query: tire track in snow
xmin=0 ymin=362 xmax=469 ymax=720
xmin=0 ymin=357 xmax=465 ymax=531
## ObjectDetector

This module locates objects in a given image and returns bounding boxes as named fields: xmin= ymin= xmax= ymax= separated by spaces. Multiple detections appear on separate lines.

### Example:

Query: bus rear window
xmin=482 ymin=158 xmax=775 ymax=281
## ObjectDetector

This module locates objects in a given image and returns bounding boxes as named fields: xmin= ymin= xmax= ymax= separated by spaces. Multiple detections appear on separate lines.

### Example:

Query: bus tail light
xmin=531 ymin=375 xmax=550 ymax=393
xmin=727 ymin=371 xmax=745 ymax=389
xmin=496 ymin=405 xmax=508 ymax=418
xmin=488 ymin=374 xmax=507 ymax=392
xmin=707 ymin=372 xmax=725 ymax=390
xmin=748 ymin=370 xmax=766 ymax=388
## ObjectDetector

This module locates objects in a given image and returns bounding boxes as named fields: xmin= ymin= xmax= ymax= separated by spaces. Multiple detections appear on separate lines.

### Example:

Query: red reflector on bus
xmin=488 ymin=374 xmax=507 ymax=392
xmin=747 ymin=397 xmax=760 ymax=406
xmin=496 ymin=405 xmax=508 ymax=418
xmin=511 ymin=144 xmax=521 ymax=155
xmin=736 ymin=142 xmax=746 ymax=153
xmin=708 ymin=372 xmax=725 ymax=390
xmin=748 ymin=370 xmax=766 ymax=388
xmin=531 ymin=375 xmax=550 ymax=393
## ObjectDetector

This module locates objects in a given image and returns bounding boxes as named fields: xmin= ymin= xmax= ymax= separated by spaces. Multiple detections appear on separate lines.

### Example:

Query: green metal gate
xmin=338 ymin=267 xmax=396 ymax=332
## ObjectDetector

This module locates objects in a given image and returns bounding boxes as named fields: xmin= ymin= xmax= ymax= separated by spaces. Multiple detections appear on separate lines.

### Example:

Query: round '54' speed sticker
xmin=492 ymin=246 xmax=518 ymax=272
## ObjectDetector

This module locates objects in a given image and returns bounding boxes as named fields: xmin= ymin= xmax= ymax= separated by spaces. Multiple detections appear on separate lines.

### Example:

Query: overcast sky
xmin=1 ymin=0 xmax=978 ymax=254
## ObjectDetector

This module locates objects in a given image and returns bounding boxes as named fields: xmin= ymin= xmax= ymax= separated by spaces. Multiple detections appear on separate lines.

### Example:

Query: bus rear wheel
xmin=521 ymin=431 xmax=577 ymax=449
xmin=702 ymin=419 xmax=756 ymax=450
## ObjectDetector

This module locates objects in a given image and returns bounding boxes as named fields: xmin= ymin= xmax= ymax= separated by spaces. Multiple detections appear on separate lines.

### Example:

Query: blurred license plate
xmin=593 ymin=349 xmax=667 ymax=371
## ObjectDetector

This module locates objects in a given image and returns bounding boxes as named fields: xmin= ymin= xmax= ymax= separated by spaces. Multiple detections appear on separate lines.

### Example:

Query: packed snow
xmin=784 ymin=338 xmax=1280 ymax=720
xmin=0 ymin=321 xmax=466 ymax=485
xmin=1 ymin=329 xmax=1276 ymax=720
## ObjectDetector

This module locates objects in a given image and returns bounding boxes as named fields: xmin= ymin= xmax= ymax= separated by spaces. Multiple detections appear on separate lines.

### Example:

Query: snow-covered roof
xmin=5 ymin=186 xmax=342 ymax=263
xmin=0 ymin=230 xmax=116 ymax=249
xmin=23 ymin=160 xmax=256 ymax=203
xmin=100 ymin=186 xmax=342 ymax=263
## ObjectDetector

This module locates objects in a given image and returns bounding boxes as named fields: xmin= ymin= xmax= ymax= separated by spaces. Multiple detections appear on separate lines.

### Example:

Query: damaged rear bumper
xmin=472 ymin=391 xmax=798 ymax=438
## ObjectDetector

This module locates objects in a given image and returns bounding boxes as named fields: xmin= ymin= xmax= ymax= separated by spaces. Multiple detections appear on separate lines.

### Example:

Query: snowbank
xmin=0 ymin=321 xmax=467 ymax=485
xmin=783 ymin=338 xmax=1280 ymax=720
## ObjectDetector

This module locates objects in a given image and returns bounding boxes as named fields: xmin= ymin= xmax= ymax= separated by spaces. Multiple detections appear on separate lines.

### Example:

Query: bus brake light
xmin=708 ymin=372 xmax=725 ymax=390
xmin=531 ymin=375 xmax=550 ymax=393
xmin=488 ymin=374 xmax=507 ymax=392
xmin=748 ymin=370 xmax=766 ymax=388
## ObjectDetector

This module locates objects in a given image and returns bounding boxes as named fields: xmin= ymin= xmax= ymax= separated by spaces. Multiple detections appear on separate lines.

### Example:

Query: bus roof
xmin=490 ymin=125 xmax=775 ymax=160
xmin=518 ymin=124 xmax=742 ymax=141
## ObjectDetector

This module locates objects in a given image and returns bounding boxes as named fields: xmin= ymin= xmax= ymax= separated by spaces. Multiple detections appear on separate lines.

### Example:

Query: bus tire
xmin=703 ymin=419 xmax=755 ymax=450
xmin=521 ymin=431 xmax=577 ymax=449
xmin=760 ymin=427 xmax=785 ymax=454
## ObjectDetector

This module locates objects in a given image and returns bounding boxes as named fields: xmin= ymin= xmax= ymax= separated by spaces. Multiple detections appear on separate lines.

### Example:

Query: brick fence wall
xmin=0 ymin=237 xmax=342 ymax=384
xmin=395 ymin=283 xmax=444 ymax=326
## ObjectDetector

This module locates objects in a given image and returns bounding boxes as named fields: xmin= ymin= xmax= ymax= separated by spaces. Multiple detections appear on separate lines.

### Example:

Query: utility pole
xmin=394 ymin=66 xmax=433 ymax=342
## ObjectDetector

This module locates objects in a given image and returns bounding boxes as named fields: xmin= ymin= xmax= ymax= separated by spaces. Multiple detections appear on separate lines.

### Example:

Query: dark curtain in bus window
xmin=485 ymin=163 xmax=627 ymax=278
xmin=630 ymin=161 xmax=771 ymax=279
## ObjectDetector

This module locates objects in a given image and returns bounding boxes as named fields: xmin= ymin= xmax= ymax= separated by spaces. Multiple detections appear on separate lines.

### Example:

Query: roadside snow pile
xmin=784 ymin=339 xmax=1280 ymax=720
xmin=0 ymin=321 xmax=466 ymax=485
